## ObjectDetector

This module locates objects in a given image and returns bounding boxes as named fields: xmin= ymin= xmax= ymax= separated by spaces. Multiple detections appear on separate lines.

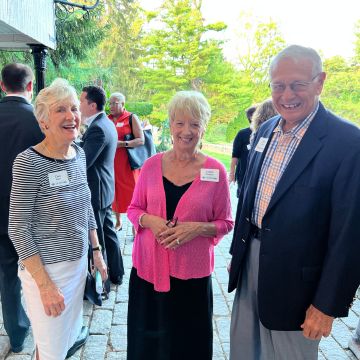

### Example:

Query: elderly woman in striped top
xmin=9 ymin=79 xmax=107 ymax=360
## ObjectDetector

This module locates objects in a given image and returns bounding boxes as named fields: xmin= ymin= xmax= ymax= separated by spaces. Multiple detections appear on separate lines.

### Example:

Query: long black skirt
xmin=127 ymin=267 xmax=213 ymax=360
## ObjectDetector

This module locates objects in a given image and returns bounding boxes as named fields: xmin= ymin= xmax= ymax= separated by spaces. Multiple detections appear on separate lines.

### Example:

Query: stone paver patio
xmin=0 ymin=186 xmax=359 ymax=359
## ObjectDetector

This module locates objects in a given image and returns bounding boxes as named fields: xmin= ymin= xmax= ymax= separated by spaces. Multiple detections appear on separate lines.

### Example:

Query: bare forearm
xmin=117 ymin=138 xmax=144 ymax=148
xmin=22 ymin=254 xmax=52 ymax=289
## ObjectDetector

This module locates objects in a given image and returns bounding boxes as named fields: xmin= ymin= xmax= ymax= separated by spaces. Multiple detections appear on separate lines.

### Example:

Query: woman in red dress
xmin=108 ymin=93 xmax=144 ymax=231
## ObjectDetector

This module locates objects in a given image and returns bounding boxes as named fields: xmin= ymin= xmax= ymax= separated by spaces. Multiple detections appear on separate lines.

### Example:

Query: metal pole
xmin=30 ymin=45 xmax=48 ymax=95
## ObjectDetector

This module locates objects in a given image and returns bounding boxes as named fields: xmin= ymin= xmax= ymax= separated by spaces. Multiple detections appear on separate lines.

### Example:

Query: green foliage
xmin=322 ymin=56 xmax=360 ymax=125
xmin=51 ymin=4 xmax=107 ymax=69
xmin=97 ymin=0 xmax=146 ymax=98
xmin=126 ymin=102 xmax=153 ymax=117
xmin=138 ymin=0 xmax=227 ymax=125
xmin=204 ymin=123 xmax=228 ymax=143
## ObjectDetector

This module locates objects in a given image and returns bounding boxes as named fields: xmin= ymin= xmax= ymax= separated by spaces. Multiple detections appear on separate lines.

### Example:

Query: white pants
xmin=19 ymin=256 xmax=87 ymax=360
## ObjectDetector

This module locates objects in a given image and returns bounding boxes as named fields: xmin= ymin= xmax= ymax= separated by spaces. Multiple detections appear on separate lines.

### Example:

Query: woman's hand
xmin=93 ymin=251 xmax=108 ymax=282
xmin=142 ymin=214 xmax=168 ymax=240
xmin=38 ymin=281 xmax=65 ymax=317
xmin=158 ymin=222 xmax=201 ymax=249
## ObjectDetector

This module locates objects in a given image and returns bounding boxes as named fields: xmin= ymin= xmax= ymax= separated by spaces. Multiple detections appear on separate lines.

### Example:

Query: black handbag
xmin=124 ymin=114 xmax=156 ymax=170
xmin=84 ymin=245 xmax=107 ymax=306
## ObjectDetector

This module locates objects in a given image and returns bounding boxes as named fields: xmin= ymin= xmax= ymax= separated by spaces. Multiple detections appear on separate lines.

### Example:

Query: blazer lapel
xmin=264 ymin=104 xmax=328 ymax=216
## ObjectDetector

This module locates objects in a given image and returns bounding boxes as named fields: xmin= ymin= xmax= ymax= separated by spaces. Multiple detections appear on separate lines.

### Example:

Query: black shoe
xmin=11 ymin=327 xmax=30 ymax=353
xmin=110 ymin=276 xmax=123 ymax=285
xmin=65 ymin=326 xmax=89 ymax=359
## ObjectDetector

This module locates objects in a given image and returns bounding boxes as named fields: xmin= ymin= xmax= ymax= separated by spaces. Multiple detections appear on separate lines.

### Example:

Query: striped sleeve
xmin=9 ymin=151 xmax=41 ymax=261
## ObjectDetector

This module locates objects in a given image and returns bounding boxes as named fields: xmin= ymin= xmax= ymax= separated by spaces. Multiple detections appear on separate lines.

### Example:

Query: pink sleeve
xmin=211 ymin=163 xmax=234 ymax=245
xmin=127 ymin=162 xmax=150 ymax=232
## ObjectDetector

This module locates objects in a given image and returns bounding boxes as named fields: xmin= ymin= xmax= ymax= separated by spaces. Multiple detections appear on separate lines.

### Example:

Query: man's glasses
xmin=269 ymin=73 xmax=321 ymax=94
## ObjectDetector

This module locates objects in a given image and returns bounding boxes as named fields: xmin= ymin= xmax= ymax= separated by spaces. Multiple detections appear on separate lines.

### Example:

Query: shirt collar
xmin=85 ymin=111 xmax=104 ymax=127
xmin=5 ymin=94 xmax=30 ymax=103
xmin=273 ymin=101 xmax=319 ymax=139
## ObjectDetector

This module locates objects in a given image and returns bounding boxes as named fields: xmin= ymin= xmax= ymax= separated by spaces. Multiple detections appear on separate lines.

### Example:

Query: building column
xmin=30 ymin=45 xmax=48 ymax=95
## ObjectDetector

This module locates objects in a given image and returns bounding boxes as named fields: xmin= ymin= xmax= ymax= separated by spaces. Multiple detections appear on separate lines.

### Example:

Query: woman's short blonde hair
xmin=34 ymin=78 xmax=79 ymax=124
xmin=168 ymin=91 xmax=211 ymax=129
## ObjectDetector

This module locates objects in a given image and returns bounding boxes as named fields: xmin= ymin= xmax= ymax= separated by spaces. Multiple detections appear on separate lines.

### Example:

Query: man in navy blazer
xmin=80 ymin=86 xmax=124 ymax=287
xmin=0 ymin=63 xmax=44 ymax=352
xmin=229 ymin=45 xmax=360 ymax=359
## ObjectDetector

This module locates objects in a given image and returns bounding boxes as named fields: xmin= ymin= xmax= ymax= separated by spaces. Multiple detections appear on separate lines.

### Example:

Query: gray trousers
xmin=230 ymin=237 xmax=320 ymax=360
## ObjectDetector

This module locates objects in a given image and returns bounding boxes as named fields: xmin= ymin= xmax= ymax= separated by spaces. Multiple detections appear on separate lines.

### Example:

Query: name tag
xmin=255 ymin=137 xmax=268 ymax=153
xmin=116 ymin=122 xmax=124 ymax=127
xmin=48 ymin=170 xmax=69 ymax=187
xmin=200 ymin=169 xmax=219 ymax=182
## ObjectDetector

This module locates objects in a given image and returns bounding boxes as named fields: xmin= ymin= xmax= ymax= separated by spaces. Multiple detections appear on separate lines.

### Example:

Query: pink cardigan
xmin=127 ymin=153 xmax=234 ymax=292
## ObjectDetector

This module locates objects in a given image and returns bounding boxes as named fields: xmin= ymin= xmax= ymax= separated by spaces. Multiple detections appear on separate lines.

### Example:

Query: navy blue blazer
xmin=229 ymin=102 xmax=360 ymax=330
xmin=0 ymin=96 xmax=44 ymax=235
xmin=81 ymin=112 xmax=117 ymax=211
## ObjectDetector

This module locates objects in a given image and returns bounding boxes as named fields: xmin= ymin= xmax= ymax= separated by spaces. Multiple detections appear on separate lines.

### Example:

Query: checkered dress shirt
xmin=252 ymin=103 xmax=319 ymax=228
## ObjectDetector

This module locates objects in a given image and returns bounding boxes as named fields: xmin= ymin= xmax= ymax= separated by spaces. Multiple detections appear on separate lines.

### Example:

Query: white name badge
xmin=255 ymin=137 xmax=268 ymax=153
xmin=48 ymin=170 xmax=69 ymax=187
xmin=116 ymin=122 xmax=124 ymax=127
xmin=200 ymin=168 xmax=219 ymax=182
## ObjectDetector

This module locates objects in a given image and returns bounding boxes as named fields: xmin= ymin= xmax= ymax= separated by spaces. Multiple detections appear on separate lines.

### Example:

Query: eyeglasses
xmin=109 ymin=102 xmax=120 ymax=106
xmin=166 ymin=217 xmax=178 ymax=228
xmin=269 ymin=73 xmax=321 ymax=94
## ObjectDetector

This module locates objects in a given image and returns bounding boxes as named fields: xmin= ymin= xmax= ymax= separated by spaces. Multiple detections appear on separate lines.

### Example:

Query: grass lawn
xmin=202 ymin=149 xmax=231 ymax=172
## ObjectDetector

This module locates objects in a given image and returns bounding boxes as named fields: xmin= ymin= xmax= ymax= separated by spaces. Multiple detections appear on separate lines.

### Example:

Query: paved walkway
xmin=0 ymin=186 xmax=359 ymax=359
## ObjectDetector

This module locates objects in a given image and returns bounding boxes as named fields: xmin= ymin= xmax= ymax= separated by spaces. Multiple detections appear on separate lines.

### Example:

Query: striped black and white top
xmin=9 ymin=143 xmax=96 ymax=267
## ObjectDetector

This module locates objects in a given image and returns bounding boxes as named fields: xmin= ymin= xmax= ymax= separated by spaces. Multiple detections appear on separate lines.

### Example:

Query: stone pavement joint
xmin=0 ymin=187 xmax=359 ymax=359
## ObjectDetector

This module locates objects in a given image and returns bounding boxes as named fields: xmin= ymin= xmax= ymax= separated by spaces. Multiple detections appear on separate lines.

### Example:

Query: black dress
xmin=127 ymin=177 xmax=213 ymax=360
xmin=232 ymin=127 xmax=251 ymax=197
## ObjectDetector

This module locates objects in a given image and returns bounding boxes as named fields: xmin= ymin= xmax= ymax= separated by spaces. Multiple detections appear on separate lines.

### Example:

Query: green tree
xmin=95 ymin=0 xmax=146 ymax=98
xmin=138 ymin=0 xmax=227 ymax=125
xmin=50 ymin=3 xmax=108 ymax=69
xmin=233 ymin=14 xmax=286 ymax=100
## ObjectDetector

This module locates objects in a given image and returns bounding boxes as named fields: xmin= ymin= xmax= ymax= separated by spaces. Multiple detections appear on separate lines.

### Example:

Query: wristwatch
xmin=125 ymin=141 xmax=129 ymax=147
xmin=92 ymin=245 xmax=102 ymax=252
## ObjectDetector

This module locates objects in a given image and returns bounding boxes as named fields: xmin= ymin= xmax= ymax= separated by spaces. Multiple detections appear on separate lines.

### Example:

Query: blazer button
xmin=242 ymin=238 xmax=246 ymax=243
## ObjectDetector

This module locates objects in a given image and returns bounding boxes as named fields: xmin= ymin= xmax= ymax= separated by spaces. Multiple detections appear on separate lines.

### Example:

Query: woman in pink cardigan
xmin=127 ymin=91 xmax=234 ymax=360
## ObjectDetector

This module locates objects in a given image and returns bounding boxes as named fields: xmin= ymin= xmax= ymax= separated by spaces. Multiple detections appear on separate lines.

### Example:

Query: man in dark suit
xmin=229 ymin=45 xmax=360 ymax=359
xmin=0 ymin=63 xmax=44 ymax=352
xmin=80 ymin=86 xmax=124 ymax=287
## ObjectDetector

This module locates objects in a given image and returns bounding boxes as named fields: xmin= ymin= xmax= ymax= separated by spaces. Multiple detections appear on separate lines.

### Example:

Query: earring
xmin=199 ymin=141 xmax=202 ymax=150
xmin=45 ymin=125 xmax=49 ymax=130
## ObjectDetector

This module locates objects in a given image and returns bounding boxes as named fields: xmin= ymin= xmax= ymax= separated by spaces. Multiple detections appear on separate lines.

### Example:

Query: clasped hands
xmin=149 ymin=215 xmax=199 ymax=250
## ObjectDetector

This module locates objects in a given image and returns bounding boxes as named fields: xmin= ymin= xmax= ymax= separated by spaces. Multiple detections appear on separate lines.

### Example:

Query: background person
xmin=80 ymin=86 xmax=124 ymax=286
xmin=108 ymin=92 xmax=144 ymax=231
xmin=9 ymin=79 xmax=107 ymax=360
xmin=0 ymin=63 xmax=43 ymax=353
xmin=229 ymin=105 xmax=256 ymax=197
xmin=228 ymin=44 xmax=360 ymax=360
xmin=127 ymin=90 xmax=234 ymax=360
xmin=249 ymin=98 xmax=278 ymax=143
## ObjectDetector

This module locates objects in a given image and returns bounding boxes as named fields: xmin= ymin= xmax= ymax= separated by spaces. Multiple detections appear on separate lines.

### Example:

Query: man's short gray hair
xmin=110 ymin=92 xmax=126 ymax=104
xmin=168 ymin=90 xmax=211 ymax=129
xmin=270 ymin=45 xmax=323 ymax=78
xmin=34 ymin=78 xmax=78 ymax=124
